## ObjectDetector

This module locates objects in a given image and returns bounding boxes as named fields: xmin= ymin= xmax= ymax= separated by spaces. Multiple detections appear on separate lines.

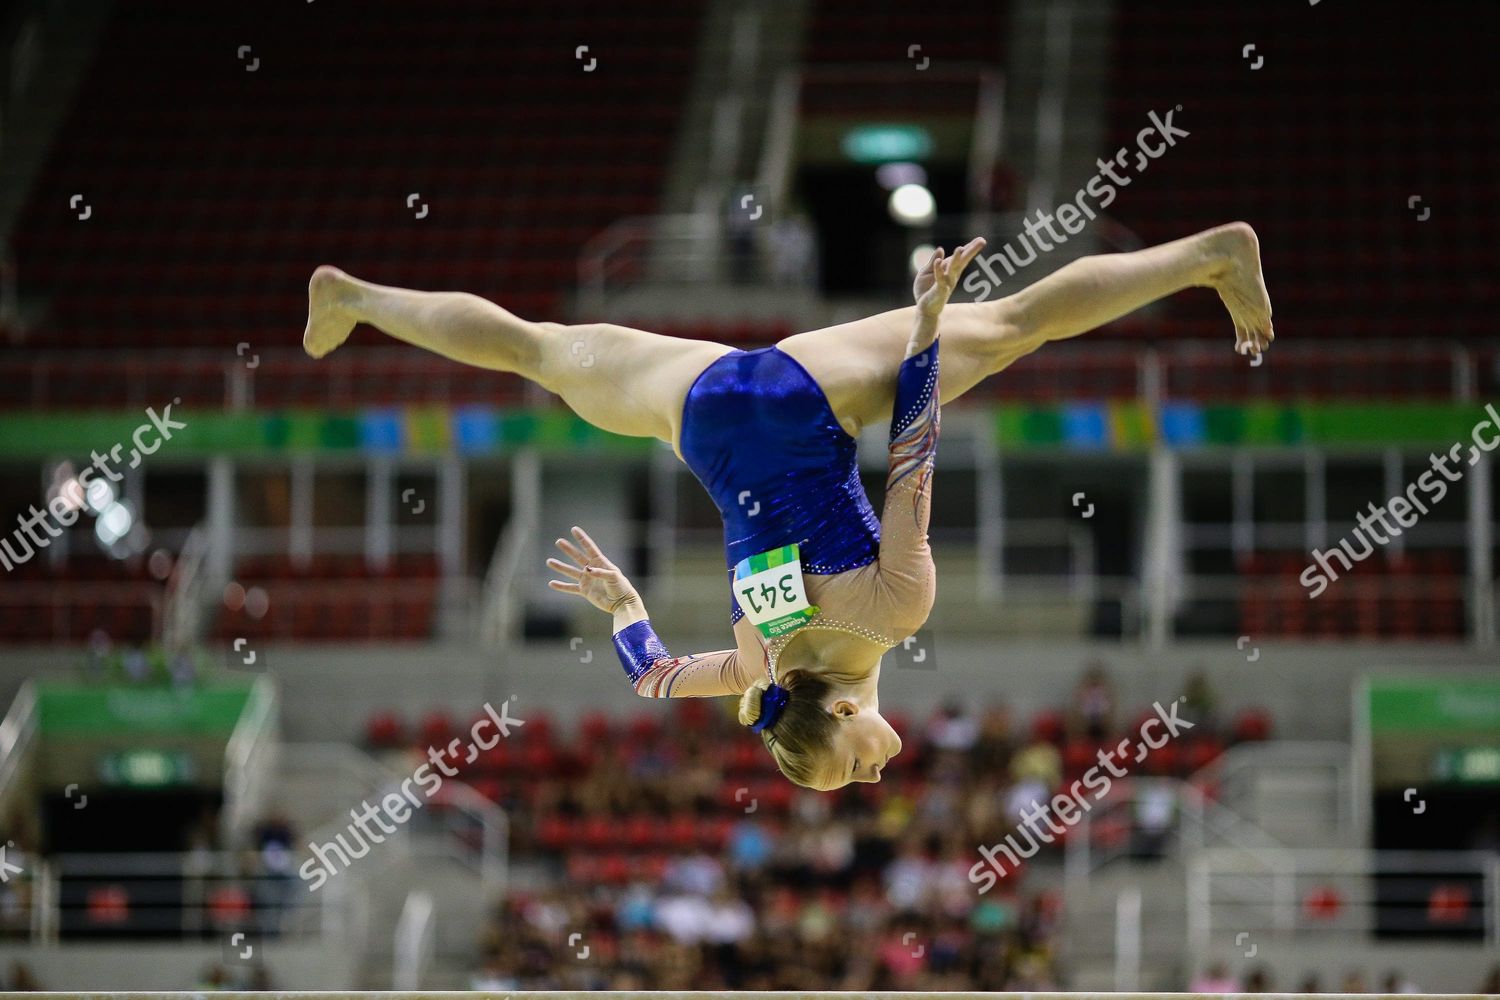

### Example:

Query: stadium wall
xmin=0 ymin=641 xmax=1492 ymax=744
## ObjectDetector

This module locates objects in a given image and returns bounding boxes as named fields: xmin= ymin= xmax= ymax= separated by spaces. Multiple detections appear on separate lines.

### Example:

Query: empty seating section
xmin=0 ymin=556 xmax=161 ymax=644
xmin=215 ymin=553 xmax=441 ymax=642
xmin=1237 ymin=549 xmax=1466 ymax=639
xmin=801 ymin=2 xmax=1007 ymax=117
xmin=8 ymin=0 xmax=705 ymax=362
xmin=806 ymin=2 xmax=1007 ymax=67
xmin=6 ymin=2 xmax=1492 ymax=410
xmin=1106 ymin=4 xmax=1499 ymax=341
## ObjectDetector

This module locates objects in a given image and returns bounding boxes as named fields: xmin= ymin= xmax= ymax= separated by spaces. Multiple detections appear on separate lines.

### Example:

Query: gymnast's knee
xmin=980 ymin=294 xmax=1047 ymax=363
xmin=533 ymin=320 xmax=600 ymax=390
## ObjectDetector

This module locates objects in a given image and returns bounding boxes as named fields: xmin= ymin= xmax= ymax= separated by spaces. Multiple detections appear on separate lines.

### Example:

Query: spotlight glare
xmin=85 ymin=477 xmax=115 ymax=513
xmin=95 ymin=500 xmax=134 ymax=546
xmin=245 ymin=586 xmax=270 ymax=621
xmin=888 ymin=183 xmax=936 ymax=226
xmin=223 ymin=582 xmax=247 ymax=612
xmin=909 ymin=244 xmax=936 ymax=275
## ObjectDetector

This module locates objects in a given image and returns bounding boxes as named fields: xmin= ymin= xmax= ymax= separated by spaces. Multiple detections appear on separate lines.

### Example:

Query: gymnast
xmin=303 ymin=222 xmax=1274 ymax=789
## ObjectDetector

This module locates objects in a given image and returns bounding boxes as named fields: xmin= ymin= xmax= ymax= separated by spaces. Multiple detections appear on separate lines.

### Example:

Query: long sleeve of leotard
xmin=873 ymin=339 xmax=939 ymax=632
xmin=612 ymin=619 xmax=764 ymax=697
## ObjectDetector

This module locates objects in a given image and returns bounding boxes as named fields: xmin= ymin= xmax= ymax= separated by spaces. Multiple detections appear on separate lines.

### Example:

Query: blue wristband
xmin=612 ymin=619 xmax=670 ymax=684
xmin=891 ymin=341 xmax=940 ymax=441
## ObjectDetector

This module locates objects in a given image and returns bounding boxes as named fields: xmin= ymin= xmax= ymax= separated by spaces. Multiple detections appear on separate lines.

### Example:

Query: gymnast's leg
xmin=779 ymin=222 xmax=1273 ymax=436
xmin=302 ymin=266 xmax=733 ymax=452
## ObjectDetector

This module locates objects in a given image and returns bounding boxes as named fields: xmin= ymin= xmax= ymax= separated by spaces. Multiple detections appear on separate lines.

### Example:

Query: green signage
xmin=1434 ymin=746 xmax=1500 ymax=784
xmin=841 ymin=124 xmax=933 ymax=163
xmin=36 ymin=683 xmax=255 ymax=737
xmin=1366 ymin=677 xmax=1500 ymax=735
xmin=98 ymin=749 xmax=197 ymax=787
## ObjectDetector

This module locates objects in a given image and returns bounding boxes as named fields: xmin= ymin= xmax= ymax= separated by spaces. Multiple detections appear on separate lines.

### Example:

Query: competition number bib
xmin=734 ymin=543 xmax=820 ymax=639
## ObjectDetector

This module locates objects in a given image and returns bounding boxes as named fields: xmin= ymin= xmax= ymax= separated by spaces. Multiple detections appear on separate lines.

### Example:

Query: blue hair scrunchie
xmin=750 ymin=683 xmax=790 ymax=733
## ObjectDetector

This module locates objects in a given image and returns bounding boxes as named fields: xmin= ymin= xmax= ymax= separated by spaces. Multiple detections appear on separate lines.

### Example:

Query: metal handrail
xmin=392 ymin=890 xmax=435 ymax=990
xmin=1189 ymin=741 xmax=1354 ymax=840
xmin=1066 ymin=777 xmax=1290 ymax=893
xmin=290 ymin=742 xmax=508 ymax=899
xmin=481 ymin=450 xmax=539 ymax=649
xmin=0 ymin=680 xmax=39 ymax=805
xmin=162 ymin=523 xmax=208 ymax=648
xmin=221 ymin=676 xmax=280 ymax=846
xmin=1188 ymin=845 xmax=1500 ymax=952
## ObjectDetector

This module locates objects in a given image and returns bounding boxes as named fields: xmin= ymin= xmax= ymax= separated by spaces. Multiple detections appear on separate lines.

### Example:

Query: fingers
xmin=546 ymin=556 xmax=583 ymax=581
xmin=954 ymin=236 xmax=986 ymax=272
xmin=934 ymin=237 xmax=986 ymax=286
xmin=570 ymin=525 xmax=609 ymax=562
xmin=555 ymin=532 xmax=615 ymax=570
xmin=554 ymin=536 xmax=588 ymax=566
xmin=923 ymin=247 xmax=944 ymax=276
xmin=547 ymin=579 xmax=582 ymax=594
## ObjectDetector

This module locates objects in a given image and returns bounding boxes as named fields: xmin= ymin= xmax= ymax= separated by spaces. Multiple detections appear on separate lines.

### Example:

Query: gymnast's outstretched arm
xmin=868 ymin=241 xmax=983 ymax=633
xmin=546 ymin=526 xmax=763 ymax=698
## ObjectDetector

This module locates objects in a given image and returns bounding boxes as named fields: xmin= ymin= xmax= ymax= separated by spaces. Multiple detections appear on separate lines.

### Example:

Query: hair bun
xmin=738 ymin=676 xmax=773 ymax=727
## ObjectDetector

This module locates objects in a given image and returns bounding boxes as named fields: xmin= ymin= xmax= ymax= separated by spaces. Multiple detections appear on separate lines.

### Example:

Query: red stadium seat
xmin=365 ymin=711 xmax=406 ymax=749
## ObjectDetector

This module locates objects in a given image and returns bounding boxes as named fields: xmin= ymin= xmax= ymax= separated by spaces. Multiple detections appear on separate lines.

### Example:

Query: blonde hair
xmin=738 ymin=669 xmax=836 ymax=788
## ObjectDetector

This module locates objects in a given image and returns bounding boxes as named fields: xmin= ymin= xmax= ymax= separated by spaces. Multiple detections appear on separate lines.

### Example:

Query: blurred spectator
xmin=1005 ymin=735 xmax=1061 ymax=827
xmin=662 ymin=851 xmax=724 ymax=897
xmin=195 ymin=963 xmax=228 ymax=990
xmin=1243 ymin=966 xmax=1273 ymax=992
xmin=882 ymin=836 xmax=933 ymax=910
xmin=926 ymin=701 xmax=979 ymax=752
xmin=1480 ymin=965 xmax=1500 ymax=994
xmin=6 ymin=962 xmax=42 ymax=991
xmin=1189 ymin=961 xmax=1239 ymax=993
xmin=451 ymin=687 xmax=1280 ymax=989
xmin=656 ymin=892 xmax=714 ymax=944
xmin=1070 ymin=662 xmax=1116 ymax=739
xmin=970 ymin=703 xmax=1015 ymax=774
xmin=471 ymin=952 xmax=516 ymax=991
xmin=703 ymin=886 xmax=755 ymax=945
xmin=726 ymin=820 xmax=774 ymax=872
xmin=1382 ymin=969 xmax=1421 ymax=993
xmin=769 ymin=212 xmax=817 ymax=288
xmin=1129 ymin=782 xmax=1177 ymax=859
xmin=1339 ymin=970 xmax=1368 ymax=993
xmin=1181 ymin=669 xmax=1220 ymax=733
xmin=251 ymin=811 xmax=298 ymax=933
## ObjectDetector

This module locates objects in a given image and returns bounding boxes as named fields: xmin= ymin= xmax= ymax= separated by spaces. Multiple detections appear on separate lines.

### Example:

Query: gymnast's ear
xmin=829 ymin=699 xmax=860 ymax=719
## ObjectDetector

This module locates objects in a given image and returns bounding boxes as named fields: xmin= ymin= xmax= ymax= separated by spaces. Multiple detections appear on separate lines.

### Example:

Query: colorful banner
xmin=0 ymin=401 xmax=1492 ymax=457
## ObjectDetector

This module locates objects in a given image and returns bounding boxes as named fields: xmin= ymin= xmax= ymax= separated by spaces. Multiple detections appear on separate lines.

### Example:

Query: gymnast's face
xmin=814 ymin=700 xmax=903 ymax=790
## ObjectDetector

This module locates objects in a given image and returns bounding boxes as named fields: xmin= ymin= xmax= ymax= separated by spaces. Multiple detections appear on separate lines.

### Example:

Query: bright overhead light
xmin=889 ymin=183 xmax=936 ymax=226
xmin=909 ymin=244 xmax=936 ymax=274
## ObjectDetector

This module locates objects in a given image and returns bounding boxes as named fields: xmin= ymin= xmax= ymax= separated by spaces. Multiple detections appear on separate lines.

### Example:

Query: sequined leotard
xmin=612 ymin=340 xmax=940 ymax=695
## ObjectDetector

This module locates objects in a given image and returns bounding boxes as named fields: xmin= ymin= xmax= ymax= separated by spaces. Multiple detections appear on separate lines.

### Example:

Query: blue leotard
xmin=678 ymin=347 xmax=882 ymax=623
xmin=613 ymin=340 xmax=938 ymax=683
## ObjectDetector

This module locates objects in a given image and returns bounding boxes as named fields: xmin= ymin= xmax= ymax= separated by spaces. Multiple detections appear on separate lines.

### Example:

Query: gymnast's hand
xmin=546 ymin=526 xmax=641 ymax=615
xmin=913 ymin=237 xmax=987 ymax=318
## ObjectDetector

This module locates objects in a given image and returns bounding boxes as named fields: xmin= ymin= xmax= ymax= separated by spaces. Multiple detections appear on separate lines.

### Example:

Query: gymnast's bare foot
xmin=1206 ymin=222 xmax=1275 ymax=356
xmin=303 ymin=265 xmax=359 ymax=359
